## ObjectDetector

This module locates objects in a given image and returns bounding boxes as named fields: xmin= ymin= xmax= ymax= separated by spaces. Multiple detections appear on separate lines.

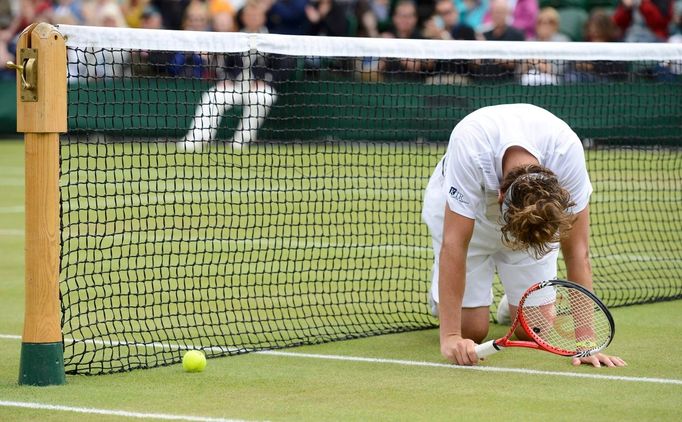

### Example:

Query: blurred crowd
xmin=1 ymin=0 xmax=681 ymax=80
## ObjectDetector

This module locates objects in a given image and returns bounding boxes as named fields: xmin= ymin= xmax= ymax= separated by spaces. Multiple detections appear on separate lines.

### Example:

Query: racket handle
xmin=475 ymin=340 xmax=501 ymax=359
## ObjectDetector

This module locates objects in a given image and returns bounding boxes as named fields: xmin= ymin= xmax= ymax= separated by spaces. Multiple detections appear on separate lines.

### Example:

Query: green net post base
xmin=18 ymin=342 xmax=66 ymax=386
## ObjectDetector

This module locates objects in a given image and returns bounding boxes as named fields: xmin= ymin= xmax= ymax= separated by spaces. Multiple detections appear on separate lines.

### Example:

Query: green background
xmin=2 ymin=77 xmax=681 ymax=145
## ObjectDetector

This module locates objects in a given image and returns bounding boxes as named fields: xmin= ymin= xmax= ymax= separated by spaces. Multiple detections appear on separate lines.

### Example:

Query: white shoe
xmin=496 ymin=294 xmax=511 ymax=325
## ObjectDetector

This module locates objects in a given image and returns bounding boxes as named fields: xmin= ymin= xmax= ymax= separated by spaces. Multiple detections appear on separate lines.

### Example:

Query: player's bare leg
xmin=461 ymin=306 xmax=490 ymax=343
xmin=507 ymin=305 xmax=533 ymax=340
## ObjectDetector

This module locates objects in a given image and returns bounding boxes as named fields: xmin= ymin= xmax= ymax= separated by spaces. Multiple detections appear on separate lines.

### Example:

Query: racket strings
xmin=521 ymin=286 xmax=612 ymax=354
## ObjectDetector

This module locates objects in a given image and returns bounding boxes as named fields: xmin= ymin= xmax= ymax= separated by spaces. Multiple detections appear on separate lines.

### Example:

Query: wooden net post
xmin=10 ymin=22 xmax=67 ymax=386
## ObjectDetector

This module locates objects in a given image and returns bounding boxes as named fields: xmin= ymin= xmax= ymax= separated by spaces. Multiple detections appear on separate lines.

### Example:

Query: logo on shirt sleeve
xmin=448 ymin=186 xmax=469 ymax=205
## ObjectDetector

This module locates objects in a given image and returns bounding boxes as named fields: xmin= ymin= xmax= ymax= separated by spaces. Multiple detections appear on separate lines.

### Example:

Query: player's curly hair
xmin=500 ymin=164 xmax=576 ymax=259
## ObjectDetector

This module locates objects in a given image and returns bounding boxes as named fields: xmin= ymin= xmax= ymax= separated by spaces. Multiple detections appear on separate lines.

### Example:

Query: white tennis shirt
xmin=439 ymin=104 xmax=593 ymax=223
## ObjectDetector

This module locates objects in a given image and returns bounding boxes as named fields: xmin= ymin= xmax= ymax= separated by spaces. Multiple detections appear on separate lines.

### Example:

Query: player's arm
xmin=438 ymin=204 xmax=476 ymax=365
xmin=560 ymin=206 xmax=592 ymax=291
xmin=560 ymin=205 xmax=627 ymax=368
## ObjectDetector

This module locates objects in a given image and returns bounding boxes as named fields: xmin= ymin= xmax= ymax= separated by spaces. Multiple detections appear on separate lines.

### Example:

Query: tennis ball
xmin=182 ymin=350 xmax=207 ymax=373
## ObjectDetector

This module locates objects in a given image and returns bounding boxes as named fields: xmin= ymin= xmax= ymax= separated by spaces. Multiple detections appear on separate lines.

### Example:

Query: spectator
xmin=566 ymin=9 xmax=628 ymax=82
xmin=534 ymin=7 xmax=569 ymax=41
xmin=306 ymin=0 xmax=350 ymax=37
xmin=423 ymin=0 xmax=476 ymax=40
xmin=140 ymin=3 xmax=165 ymax=28
xmin=422 ymin=0 xmax=476 ymax=85
xmin=98 ymin=1 xmax=128 ymax=27
xmin=182 ymin=0 xmax=212 ymax=30
xmin=382 ymin=0 xmax=421 ymax=38
xmin=120 ymin=0 xmax=150 ymax=28
xmin=82 ymin=0 xmax=113 ymax=26
xmin=168 ymin=0 xmax=212 ymax=78
xmin=53 ymin=0 xmax=85 ymax=25
xmin=210 ymin=9 xmax=236 ymax=79
xmin=354 ymin=0 xmax=392 ymax=37
xmin=483 ymin=0 xmax=525 ymax=40
xmin=267 ymin=0 xmax=310 ymax=34
xmin=472 ymin=0 xmax=524 ymax=82
xmin=511 ymin=0 xmax=538 ymax=39
xmin=2 ymin=0 xmax=53 ymax=43
xmin=455 ymin=0 xmax=490 ymax=31
xmin=658 ymin=6 xmax=681 ymax=79
xmin=130 ymin=5 xmax=172 ymax=76
xmin=304 ymin=0 xmax=352 ymax=72
xmin=520 ymin=7 xmax=569 ymax=85
xmin=69 ymin=1 xmax=130 ymax=80
xmin=0 ymin=0 xmax=11 ymax=30
xmin=0 ymin=0 xmax=18 ymax=79
xmin=152 ymin=0 xmax=190 ymax=29
xmin=669 ymin=3 xmax=682 ymax=42
xmin=585 ymin=8 xmax=621 ymax=42
xmin=613 ymin=0 xmax=673 ymax=42
xmin=237 ymin=0 xmax=269 ymax=33
xmin=212 ymin=10 xmax=236 ymax=32
xmin=378 ymin=0 xmax=434 ymax=81
xmin=482 ymin=0 xmax=538 ymax=39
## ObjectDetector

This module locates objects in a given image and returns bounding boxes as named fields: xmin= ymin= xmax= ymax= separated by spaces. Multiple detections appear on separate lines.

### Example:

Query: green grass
xmin=58 ymin=140 xmax=442 ymax=373
xmin=1 ymin=138 xmax=682 ymax=421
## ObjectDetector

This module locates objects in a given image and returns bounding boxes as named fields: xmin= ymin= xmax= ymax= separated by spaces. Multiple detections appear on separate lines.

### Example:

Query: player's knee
xmin=514 ymin=325 xmax=532 ymax=341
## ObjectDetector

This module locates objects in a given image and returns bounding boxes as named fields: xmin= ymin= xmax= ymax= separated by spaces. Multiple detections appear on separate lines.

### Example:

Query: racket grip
xmin=475 ymin=340 xmax=501 ymax=359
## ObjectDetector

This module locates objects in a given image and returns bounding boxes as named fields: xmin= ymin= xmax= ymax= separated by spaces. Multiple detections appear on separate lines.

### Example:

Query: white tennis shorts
xmin=422 ymin=169 xmax=559 ymax=308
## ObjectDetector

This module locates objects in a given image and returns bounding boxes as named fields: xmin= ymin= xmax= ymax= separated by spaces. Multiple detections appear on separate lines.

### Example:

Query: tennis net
xmin=56 ymin=25 xmax=682 ymax=374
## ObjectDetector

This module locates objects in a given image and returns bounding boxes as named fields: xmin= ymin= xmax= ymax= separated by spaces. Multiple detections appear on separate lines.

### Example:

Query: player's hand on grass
xmin=572 ymin=352 xmax=627 ymax=368
xmin=441 ymin=334 xmax=479 ymax=366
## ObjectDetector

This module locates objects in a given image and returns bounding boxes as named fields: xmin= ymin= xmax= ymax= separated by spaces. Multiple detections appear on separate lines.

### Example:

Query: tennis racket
xmin=475 ymin=279 xmax=615 ymax=359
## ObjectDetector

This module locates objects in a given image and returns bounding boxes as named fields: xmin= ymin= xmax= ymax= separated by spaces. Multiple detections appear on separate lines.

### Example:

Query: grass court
xmin=0 ymin=138 xmax=681 ymax=421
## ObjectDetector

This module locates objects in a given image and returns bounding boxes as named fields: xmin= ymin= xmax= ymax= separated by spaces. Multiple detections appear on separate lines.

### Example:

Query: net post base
xmin=18 ymin=342 xmax=66 ymax=386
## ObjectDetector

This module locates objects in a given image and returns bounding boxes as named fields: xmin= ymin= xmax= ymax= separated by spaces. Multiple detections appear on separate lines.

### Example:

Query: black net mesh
xmin=60 ymin=42 xmax=682 ymax=374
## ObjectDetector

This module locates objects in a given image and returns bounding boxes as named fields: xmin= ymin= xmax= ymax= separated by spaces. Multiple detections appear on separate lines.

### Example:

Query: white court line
xmin=1 ymin=334 xmax=244 ymax=354
xmin=0 ymin=165 xmax=23 ymax=174
xmin=0 ymin=179 xmax=23 ymax=186
xmin=0 ymin=206 xmax=24 ymax=214
xmin=0 ymin=229 xmax=23 ymax=237
xmin=1 ymin=334 xmax=681 ymax=386
xmin=259 ymin=351 xmax=682 ymax=386
xmin=0 ymin=401 xmax=251 ymax=422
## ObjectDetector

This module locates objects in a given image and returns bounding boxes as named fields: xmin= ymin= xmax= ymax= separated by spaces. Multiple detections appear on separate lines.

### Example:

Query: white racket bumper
xmin=475 ymin=340 xmax=502 ymax=359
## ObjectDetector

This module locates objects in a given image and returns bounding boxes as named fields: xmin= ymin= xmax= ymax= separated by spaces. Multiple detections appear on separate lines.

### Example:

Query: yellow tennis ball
xmin=182 ymin=350 xmax=207 ymax=373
